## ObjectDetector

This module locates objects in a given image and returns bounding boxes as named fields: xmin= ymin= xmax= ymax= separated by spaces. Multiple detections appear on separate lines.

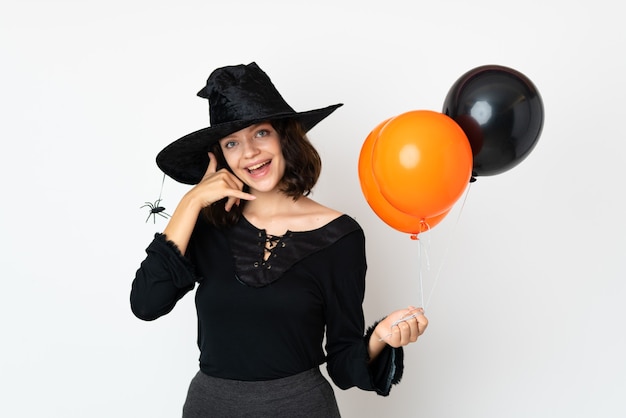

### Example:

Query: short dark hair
xmin=202 ymin=118 xmax=322 ymax=227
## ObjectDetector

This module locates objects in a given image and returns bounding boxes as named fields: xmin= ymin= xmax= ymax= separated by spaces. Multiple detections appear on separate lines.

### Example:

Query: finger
xmin=205 ymin=152 xmax=218 ymax=177
xmin=224 ymin=197 xmax=241 ymax=212
xmin=222 ymin=188 xmax=256 ymax=212
xmin=390 ymin=307 xmax=420 ymax=328
xmin=223 ymin=188 xmax=256 ymax=202
xmin=397 ymin=321 xmax=414 ymax=345
xmin=401 ymin=314 xmax=426 ymax=340
xmin=208 ymin=170 xmax=256 ymax=201
xmin=404 ymin=306 xmax=423 ymax=319
xmin=219 ymin=170 xmax=246 ymax=192
xmin=387 ymin=323 xmax=411 ymax=347
xmin=383 ymin=319 xmax=407 ymax=346
xmin=407 ymin=317 xmax=420 ymax=342
xmin=416 ymin=313 xmax=428 ymax=335
xmin=222 ymin=174 xmax=256 ymax=202
xmin=398 ymin=311 xmax=425 ymax=343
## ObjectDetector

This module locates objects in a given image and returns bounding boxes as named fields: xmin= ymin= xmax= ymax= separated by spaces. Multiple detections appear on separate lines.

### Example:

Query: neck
xmin=243 ymin=192 xmax=310 ymax=235
xmin=243 ymin=189 xmax=299 ymax=218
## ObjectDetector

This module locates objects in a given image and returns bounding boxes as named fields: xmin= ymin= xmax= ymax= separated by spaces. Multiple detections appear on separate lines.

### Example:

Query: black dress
xmin=131 ymin=214 xmax=403 ymax=414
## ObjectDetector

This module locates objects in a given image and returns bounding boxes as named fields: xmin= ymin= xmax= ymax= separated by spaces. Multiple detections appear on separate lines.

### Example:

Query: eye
xmin=222 ymin=140 xmax=237 ymax=149
xmin=255 ymin=128 xmax=270 ymax=138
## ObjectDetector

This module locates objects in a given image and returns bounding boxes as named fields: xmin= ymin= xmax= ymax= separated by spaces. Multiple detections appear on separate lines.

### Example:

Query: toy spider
xmin=141 ymin=199 xmax=171 ymax=224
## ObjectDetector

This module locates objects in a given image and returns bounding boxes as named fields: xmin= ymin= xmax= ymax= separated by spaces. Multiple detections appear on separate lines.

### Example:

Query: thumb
xmin=205 ymin=152 xmax=218 ymax=177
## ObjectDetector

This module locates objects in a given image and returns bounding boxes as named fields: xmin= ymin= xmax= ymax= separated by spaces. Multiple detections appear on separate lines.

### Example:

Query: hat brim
xmin=156 ymin=103 xmax=343 ymax=185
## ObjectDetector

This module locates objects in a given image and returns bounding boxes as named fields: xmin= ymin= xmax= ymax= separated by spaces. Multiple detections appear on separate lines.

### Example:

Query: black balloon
xmin=443 ymin=65 xmax=544 ymax=177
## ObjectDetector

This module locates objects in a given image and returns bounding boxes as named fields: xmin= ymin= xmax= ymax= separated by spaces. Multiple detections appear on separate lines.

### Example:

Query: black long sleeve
xmin=130 ymin=217 xmax=403 ymax=395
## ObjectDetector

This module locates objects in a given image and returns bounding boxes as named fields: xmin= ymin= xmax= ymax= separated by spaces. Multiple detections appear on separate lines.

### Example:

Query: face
xmin=219 ymin=122 xmax=285 ymax=194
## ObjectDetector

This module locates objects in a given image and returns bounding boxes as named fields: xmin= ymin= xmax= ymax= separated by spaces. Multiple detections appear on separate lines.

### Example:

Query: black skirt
xmin=182 ymin=368 xmax=341 ymax=417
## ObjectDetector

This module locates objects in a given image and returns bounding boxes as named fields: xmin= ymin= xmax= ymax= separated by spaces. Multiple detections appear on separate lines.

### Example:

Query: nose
xmin=242 ymin=137 xmax=260 ymax=158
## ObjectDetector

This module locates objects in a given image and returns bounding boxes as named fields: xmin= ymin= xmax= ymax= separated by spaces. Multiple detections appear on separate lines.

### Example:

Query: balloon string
xmin=379 ymin=228 xmax=429 ymax=342
xmin=417 ymin=238 xmax=424 ymax=310
xmin=424 ymin=182 xmax=472 ymax=310
xmin=416 ymin=224 xmax=432 ymax=310
xmin=378 ymin=221 xmax=434 ymax=342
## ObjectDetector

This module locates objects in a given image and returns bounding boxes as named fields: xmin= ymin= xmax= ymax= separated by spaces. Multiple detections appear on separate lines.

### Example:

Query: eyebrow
xmin=222 ymin=123 xmax=271 ymax=141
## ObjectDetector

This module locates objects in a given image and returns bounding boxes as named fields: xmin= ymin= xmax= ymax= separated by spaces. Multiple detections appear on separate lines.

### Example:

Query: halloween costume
xmin=132 ymin=214 xmax=403 ymax=385
xmin=131 ymin=62 xmax=405 ymax=416
xmin=131 ymin=214 xmax=403 ymax=416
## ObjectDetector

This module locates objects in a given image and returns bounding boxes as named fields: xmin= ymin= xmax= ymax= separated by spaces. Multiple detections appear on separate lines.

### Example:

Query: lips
xmin=246 ymin=160 xmax=271 ymax=174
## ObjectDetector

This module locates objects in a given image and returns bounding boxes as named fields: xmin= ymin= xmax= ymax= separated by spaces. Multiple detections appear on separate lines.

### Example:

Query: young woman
xmin=131 ymin=62 xmax=428 ymax=417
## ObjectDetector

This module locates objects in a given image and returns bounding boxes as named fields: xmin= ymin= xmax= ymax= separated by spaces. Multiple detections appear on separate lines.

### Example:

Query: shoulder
xmin=293 ymin=197 xmax=346 ymax=231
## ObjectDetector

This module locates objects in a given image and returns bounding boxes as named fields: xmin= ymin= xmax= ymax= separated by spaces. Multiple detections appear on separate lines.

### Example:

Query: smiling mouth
xmin=246 ymin=160 xmax=270 ymax=173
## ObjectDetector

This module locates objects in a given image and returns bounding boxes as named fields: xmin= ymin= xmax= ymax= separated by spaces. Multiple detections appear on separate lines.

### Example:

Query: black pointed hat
xmin=156 ymin=62 xmax=343 ymax=185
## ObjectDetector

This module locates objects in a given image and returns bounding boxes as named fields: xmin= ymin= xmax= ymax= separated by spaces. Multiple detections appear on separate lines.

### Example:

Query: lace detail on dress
xmin=225 ymin=215 xmax=360 ymax=288
xmin=250 ymin=230 xmax=291 ymax=271
xmin=263 ymin=233 xmax=285 ymax=262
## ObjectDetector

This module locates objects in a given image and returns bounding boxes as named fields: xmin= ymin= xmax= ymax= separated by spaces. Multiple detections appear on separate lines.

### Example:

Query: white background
xmin=1 ymin=0 xmax=624 ymax=417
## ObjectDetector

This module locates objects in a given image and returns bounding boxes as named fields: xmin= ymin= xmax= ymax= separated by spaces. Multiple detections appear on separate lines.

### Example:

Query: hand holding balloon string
xmin=377 ymin=230 xmax=431 ymax=342
xmin=378 ymin=307 xmax=426 ymax=342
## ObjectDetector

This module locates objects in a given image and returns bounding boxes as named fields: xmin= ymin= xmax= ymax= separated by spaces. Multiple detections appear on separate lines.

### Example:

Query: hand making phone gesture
xmin=162 ymin=152 xmax=256 ymax=254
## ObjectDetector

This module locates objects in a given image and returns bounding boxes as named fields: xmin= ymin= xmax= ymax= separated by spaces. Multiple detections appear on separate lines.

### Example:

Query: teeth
xmin=248 ymin=161 xmax=269 ymax=171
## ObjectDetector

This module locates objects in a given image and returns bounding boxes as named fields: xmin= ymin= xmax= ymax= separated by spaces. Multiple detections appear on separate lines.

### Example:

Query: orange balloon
xmin=359 ymin=118 xmax=451 ymax=235
xmin=371 ymin=110 xmax=472 ymax=219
